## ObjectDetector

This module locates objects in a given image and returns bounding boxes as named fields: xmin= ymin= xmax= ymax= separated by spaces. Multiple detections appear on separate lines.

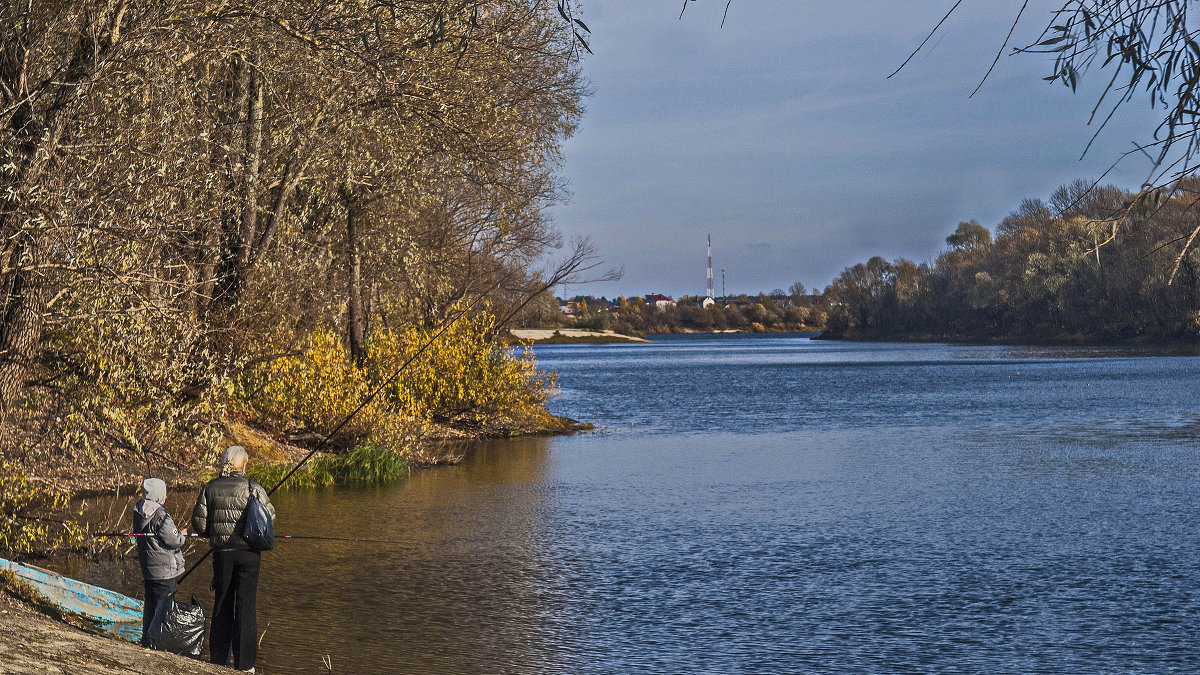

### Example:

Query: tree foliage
xmin=243 ymin=310 xmax=559 ymax=456
xmin=0 ymin=2 xmax=589 ymax=481
xmin=579 ymin=294 xmax=824 ymax=335
xmin=826 ymin=179 xmax=1200 ymax=342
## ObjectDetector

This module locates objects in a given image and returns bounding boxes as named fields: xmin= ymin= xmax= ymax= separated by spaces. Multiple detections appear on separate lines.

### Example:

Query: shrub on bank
xmin=378 ymin=312 xmax=559 ymax=426
xmin=241 ymin=311 xmax=559 ymax=459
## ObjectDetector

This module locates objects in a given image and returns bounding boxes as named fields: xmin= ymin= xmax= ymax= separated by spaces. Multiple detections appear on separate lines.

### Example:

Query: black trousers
xmin=210 ymin=549 xmax=261 ymax=670
xmin=141 ymin=577 xmax=177 ymax=647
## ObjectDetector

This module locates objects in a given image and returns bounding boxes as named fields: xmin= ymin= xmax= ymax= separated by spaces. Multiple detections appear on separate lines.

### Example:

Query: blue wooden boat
xmin=0 ymin=557 xmax=142 ymax=642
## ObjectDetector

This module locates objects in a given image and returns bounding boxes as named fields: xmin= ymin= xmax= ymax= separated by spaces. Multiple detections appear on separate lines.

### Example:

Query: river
xmin=80 ymin=334 xmax=1200 ymax=672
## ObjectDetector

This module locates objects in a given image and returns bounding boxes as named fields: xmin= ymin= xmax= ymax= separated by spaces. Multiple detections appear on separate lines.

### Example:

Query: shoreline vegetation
xmin=44 ymin=314 xmax=597 ymax=501
xmin=526 ymin=292 xmax=828 ymax=337
xmin=0 ymin=2 xmax=596 ymax=567
xmin=820 ymin=180 xmax=1200 ymax=346
xmin=507 ymin=327 xmax=826 ymax=345
xmin=508 ymin=327 xmax=823 ymax=344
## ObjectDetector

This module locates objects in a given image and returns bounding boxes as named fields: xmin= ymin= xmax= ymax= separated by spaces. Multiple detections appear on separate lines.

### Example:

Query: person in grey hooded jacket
xmin=133 ymin=477 xmax=187 ymax=647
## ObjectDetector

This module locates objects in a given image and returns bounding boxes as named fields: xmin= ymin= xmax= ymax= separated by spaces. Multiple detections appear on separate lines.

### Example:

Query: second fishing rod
xmin=98 ymin=532 xmax=411 ymax=546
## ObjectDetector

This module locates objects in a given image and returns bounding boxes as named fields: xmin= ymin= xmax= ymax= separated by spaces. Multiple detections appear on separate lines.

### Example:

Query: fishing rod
xmin=95 ymin=532 xmax=411 ymax=546
xmin=176 ymin=289 xmax=497 ymax=584
xmin=265 ymin=289 xmax=502 ymax=500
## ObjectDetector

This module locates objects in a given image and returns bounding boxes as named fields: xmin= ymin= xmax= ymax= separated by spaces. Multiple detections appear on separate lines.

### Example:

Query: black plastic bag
xmin=147 ymin=592 xmax=206 ymax=657
xmin=241 ymin=476 xmax=274 ymax=552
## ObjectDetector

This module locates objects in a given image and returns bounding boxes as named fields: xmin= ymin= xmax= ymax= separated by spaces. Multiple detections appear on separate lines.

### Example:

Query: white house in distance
xmin=645 ymin=293 xmax=676 ymax=310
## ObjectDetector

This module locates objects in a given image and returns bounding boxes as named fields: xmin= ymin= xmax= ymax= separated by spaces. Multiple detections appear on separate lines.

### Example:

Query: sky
xmin=545 ymin=1 xmax=1167 ymax=300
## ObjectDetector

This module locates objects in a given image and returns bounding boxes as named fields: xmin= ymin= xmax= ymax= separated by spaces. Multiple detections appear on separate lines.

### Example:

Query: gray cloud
xmin=548 ymin=2 xmax=1162 ymax=299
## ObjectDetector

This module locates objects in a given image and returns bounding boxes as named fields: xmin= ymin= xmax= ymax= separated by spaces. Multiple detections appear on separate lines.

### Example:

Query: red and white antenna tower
xmin=705 ymin=234 xmax=715 ymax=306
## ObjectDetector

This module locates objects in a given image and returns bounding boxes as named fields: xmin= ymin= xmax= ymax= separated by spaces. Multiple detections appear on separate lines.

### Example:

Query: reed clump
xmin=246 ymin=445 xmax=410 ymax=492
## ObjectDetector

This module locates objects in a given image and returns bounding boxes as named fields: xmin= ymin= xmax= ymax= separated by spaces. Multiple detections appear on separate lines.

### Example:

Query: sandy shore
xmin=509 ymin=328 xmax=648 ymax=343
xmin=0 ymin=593 xmax=227 ymax=675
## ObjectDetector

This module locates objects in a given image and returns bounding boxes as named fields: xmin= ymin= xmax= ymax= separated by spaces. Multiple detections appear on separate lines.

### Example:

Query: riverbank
xmin=508 ymin=328 xmax=649 ymax=344
xmin=56 ymin=411 xmax=593 ymax=499
xmin=816 ymin=329 xmax=1200 ymax=351
xmin=0 ymin=591 xmax=225 ymax=675
xmin=512 ymin=327 xmax=825 ymax=343
xmin=654 ymin=327 xmax=820 ymax=335
xmin=0 ymin=414 xmax=595 ymax=671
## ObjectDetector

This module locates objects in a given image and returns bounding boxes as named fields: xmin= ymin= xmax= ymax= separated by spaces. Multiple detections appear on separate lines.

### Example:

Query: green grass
xmin=334 ymin=444 xmax=409 ymax=483
xmin=248 ymin=444 xmax=410 ymax=492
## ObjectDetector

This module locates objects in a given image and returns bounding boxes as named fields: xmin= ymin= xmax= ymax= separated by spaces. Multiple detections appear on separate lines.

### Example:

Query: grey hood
xmin=141 ymin=477 xmax=166 ymax=503
xmin=135 ymin=498 xmax=164 ymax=521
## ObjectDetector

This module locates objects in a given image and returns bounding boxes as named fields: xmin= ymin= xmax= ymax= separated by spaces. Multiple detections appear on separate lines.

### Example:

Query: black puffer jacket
xmin=191 ymin=472 xmax=276 ymax=551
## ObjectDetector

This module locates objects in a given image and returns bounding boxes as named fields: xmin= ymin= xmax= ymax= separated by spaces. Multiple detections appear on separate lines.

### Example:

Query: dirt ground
xmin=0 ymin=593 xmax=229 ymax=675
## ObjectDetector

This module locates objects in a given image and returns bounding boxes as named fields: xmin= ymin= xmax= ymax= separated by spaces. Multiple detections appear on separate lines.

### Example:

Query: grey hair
xmin=219 ymin=445 xmax=249 ymax=469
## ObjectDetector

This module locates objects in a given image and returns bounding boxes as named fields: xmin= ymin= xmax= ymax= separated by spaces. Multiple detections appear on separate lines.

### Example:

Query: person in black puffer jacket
xmin=192 ymin=445 xmax=275 ymax=673
xmin=133 ymin=477 xmax=187 ymax=647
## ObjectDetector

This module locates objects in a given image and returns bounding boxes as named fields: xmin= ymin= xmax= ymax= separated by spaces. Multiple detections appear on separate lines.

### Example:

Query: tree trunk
xmin=212 ymin=54 xmax=251 ymax=309
xmin=239 ymin=52 xmax=264 ymax=270
xmin=0 ymin=7 xmax=131 ymax=423
xmin=0 ymin=232 xmax=46 ymax=423
xmin=193 ymin=219 xmax=222 ymax=321
xmin=366 ymin=279 xmax=378 ymax=338
xmin=0 ymin=90 xmax=58 ymax=427
xmin=345 ymin=196 xmax=366 ymax=365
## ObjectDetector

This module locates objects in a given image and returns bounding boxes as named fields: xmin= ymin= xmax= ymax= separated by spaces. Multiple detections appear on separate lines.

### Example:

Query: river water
xmin=79 ymin=334 xmax=1200 ymax=672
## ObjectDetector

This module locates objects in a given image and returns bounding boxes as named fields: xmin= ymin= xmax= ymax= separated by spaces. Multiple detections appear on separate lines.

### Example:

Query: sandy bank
xmin=509 ymin=329 xmax=648 ymax=343
xmin=0 ymin=593 xmax=226 ymax=675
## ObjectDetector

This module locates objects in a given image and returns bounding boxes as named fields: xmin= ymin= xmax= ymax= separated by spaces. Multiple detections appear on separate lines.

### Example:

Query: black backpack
xmin=240 ymin=476 xmax=274 ymax=552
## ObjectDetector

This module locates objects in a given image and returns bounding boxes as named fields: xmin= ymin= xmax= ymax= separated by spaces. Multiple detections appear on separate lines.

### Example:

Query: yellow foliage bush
xmin=375 ymin=312 xmax=558 ymax=423
xmin=0 ymin=460 xmax=90 ymax=556
xmin=242 ymin=311 xmax=558 ymax=454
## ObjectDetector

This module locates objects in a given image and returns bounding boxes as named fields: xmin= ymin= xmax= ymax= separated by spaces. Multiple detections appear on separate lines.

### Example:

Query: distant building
xmin=645 ymin=293 xmax=676 ymax=310
xmin=561 ymin=300 xmax=582 ymax=316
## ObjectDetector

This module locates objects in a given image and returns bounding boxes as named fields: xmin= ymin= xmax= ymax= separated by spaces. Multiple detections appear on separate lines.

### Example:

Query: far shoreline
xmin=508 ymin=328 xmax=649 ymax=344
xmin=814 ymin=330 xmax=1200 ymax=353
xmin=511 ymin=328 xmax=827 ymax=344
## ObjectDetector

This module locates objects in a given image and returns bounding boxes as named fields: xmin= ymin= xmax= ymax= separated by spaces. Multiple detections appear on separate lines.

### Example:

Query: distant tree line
xmin=526 ymin=288 xmax=827 ymax=335
xmin=824 ymin=180 xmax=1200 ymax=343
